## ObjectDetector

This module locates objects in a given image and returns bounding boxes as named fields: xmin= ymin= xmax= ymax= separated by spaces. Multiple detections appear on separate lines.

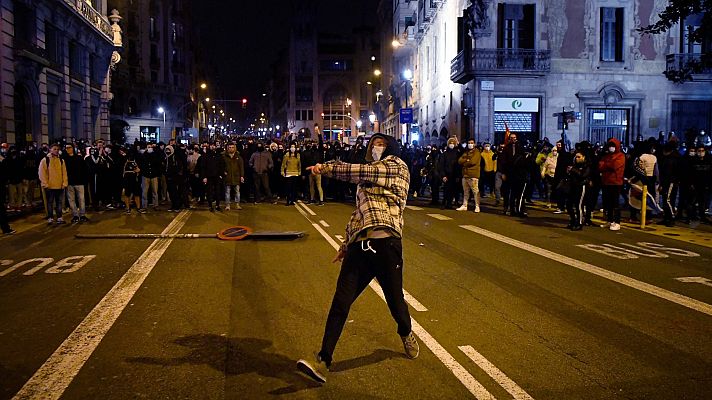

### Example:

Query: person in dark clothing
xmin=164 ymin=145 xmax=186 ymax=212
xmin=688 ymin=145 xmax=712 ymax=223
xmin=0 ymin=155 xmax=16 ymax=234
xmin=138 ymin=144 xmax=162 ymax=211
xmin=121 ymin=148 xmax=142 ymax=214
xmin=552 ymin=140 xmax=573 ymax=214
xmin=437 ymin=137 xmax=460 ymax=209
xmin=106 ymin=145 xmax=125 ymax=208
xmin=657 ymin=141 xmax=682 ymax=226
xmin=424 ymin=147 xmax=441 ymax=204
xmin=509 ymin=143 xmax=535 ymax=217
xmin=198 ymin=144 xmax=226 ymax=212
xmin=63 ymin=144 xmax=89 ymax=223
xmin=85 ymin=147 xmax=110 ymax=210
xmin=566 ymin=151 xmax=592 ymax=231
xmin=677 ymin=148 xmax=697 ymax=223
xmin=301 ymin=142 xmax=324 ymax=204
xmin=497 ymin=133 xmax=523 ymax=215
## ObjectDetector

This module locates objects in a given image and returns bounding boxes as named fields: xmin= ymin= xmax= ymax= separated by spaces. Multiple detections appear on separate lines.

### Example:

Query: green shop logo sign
xmin=511 ymin=100 xmax=523 ymax=110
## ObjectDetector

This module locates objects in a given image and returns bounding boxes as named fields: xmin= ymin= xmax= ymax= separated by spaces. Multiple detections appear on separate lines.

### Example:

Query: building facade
xmin=273 ymin=1 xmax=380 ymax=143
xmin=387 ymin=0 xmax=711 ymax=147
xmin=108 ymin=0 xmax=197 ymax=144
xmin=0 ymin=0 xmax=121 ymax=146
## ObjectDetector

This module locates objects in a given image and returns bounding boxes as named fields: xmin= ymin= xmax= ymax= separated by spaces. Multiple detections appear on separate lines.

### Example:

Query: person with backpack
xmin=38 ymin=143 xmax=68 ymax=225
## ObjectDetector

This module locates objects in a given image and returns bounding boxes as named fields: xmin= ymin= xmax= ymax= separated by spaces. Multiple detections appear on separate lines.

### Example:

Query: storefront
xmin=493 ymin=97 xmax=540 ymax=144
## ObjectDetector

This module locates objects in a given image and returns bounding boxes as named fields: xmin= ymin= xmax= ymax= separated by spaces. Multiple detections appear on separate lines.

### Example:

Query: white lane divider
xmin=368 ymin=281 xmax=428 ymax=312
xmin=406 ymin=205 xmax=424 ymax=211
xmin=428 ymin=213 xmax=453 ymax=221
xmin=459 ymin=346 xmax=534 ymax=400
xmin=460 ymin=224 xmax=712 ymax=317
xmin=319 ymin=220 xmax=330 ymax=228
xmin=335 ymin=235 xmax=345 ymax=243
xmin=295 ymin=204 xmax=493 ymax=398
xmin=296 ymin=200 xmax=317 ymax=216
xmin=13 ymin=211 xmax=192 ymax=400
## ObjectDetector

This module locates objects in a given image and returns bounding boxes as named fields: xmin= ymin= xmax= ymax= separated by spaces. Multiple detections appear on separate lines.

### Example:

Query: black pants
xmin=205 ymin=177 xmax=222 ymax=207
xmin=319 ymin=237 xmax=411 ymax=366
xmin=443 ymin=177 xmax=457 ymax=207
xmin=285 ymin=176 xmax=299 ymax=204
xmin=253 ymin=172 xmax=272 ymax=201
xmin=660 ymin=182 xmax=678 ymax=223
xmin=0 ymin=187 xmax=11 ymax=233
xmin=480 ymin=171 xmax=495 ymax=196
xmin=509 ymin=178 xmax=527 ymax=215
xmin=167 ymin=176 xmax=185 ymax=210
xmin=602 ymin=185 xmax=622 ymax=223
xmin=567 ymin=185 xmax=586 ymax=227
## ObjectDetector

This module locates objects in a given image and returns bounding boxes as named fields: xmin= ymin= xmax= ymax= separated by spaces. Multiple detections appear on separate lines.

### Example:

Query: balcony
xmin=472 ymin=48 xmax=551 ymax=76
xmin=62 ymin=0 xmax=113 ymax=42
xmin=451 ymin=48 xmax=551 ymax=83
xmin=14 ymin=38 xmax=50 ymax=66
xmin=665 ymin=53 xmax=712 ymax=82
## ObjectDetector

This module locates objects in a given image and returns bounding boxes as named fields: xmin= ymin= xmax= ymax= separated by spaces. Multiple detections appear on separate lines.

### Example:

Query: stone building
xmin=108 ymin=0 xmax=197 ymax=144
xmin=388 ymin=0 xmax=711 ymax=147
xmin=0 ymin=0 xmax=121 ymax=146
xmin=272 ymin=1 xmax=380 ymax=143
xmin=448 ymin=0 xmax=712 ymax=146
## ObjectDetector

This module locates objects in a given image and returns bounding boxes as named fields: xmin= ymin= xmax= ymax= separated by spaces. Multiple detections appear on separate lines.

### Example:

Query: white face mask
xmin=448 ymin=144 xmax=455 ymax=149
xmin=467 ymin=143 xmax=475 ymax=149
xmin=147 ymin=148 xmax=154 ymax=153
xmin=371 ymin=146 xmax=385 ymax=161
xmin=608 ymin=146 xmax=616 ymax=153
xmin=484 ymin=146 xmax=491 ymax=151
xmin=290 ymin=147 xmax=296 ymax=152
xmin=105 ymin=148 xmax=112 ymax=154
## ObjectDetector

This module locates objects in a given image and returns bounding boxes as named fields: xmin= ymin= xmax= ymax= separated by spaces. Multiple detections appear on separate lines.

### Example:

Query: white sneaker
xmin=47 ymin=217 xmax=54 ymax=224
xmin=600 ymin=222 xmax=611 ymax=228
xmin=224 ymin=205 xmax=230 ymax=211
xmin=553 ymin=209 xmax=564 ymax=214
xmin=610 ymin=223 xmax=621 ymax=231
xmin=474 ymin=206 xmax=480 ymax=213
xmin=456 ymin=205 xmax=468 ymax=211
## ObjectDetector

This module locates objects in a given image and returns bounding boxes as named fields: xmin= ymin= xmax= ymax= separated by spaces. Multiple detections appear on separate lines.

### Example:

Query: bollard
xmin=640 ymin=184 xmax=648 ymax=230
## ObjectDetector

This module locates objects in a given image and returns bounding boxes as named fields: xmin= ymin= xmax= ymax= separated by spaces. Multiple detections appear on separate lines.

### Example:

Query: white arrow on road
xmin=675 ymin=277 xmax=712 ymax=287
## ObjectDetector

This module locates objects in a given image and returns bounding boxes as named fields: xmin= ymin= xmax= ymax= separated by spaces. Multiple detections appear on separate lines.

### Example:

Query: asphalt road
xmin=1 ymin=198 xmax=711 ymax=400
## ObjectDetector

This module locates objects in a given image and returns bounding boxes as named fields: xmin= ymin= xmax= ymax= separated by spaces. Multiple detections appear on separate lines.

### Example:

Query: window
xmin=587 ymin=108 xmax=629 ymax=145
xmin=497 ymin=4 xmax=535 ymax=49
xmin=68 ymin=41 xmax=84 ymax=75
xmin=128 ymin=97 xmax=138 ymax=116
xmin=319 ymin=60 xmax=353 ymax=71
xmin=45 ymin=23 xmax=60 ymax=65
xmin=296 ymin=86 xmax=313 ymax=102
xmin=308 ymin=110 xmax=314 ymax=120
xmin=171 ymin=22 xmax=177 ymax=43
xmin=600 ymin=8 xmax=624 ymax=62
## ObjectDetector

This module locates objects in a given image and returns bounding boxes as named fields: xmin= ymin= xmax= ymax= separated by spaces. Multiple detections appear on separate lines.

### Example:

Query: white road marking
xmin=319 ymin=220 xmax=330 ymax=228
xmin=1 ymin=258 xmax=53 ymax=277
xmin=406 ymin=205 xmax=424 ymax=211
xmin=296 ymin=200 xmax=317 ymax=216
xmin=335 ymin=235 xmax=345 ymax=243
xmin=297 ymin=210 xmax=492 ymax=398
xmin=13 ymin=211 xmax=191 ymax=400
xmin=675 ymin=277 xmax=712 ymax=288
xmin=368 ymin=282 xmax=428 ymax=312
xmin=460 ymin=224 xmax=712 ymax=317
xmin=459 ymin=345 xmax=534 ymax=400
xmin=427 ymin=213 xmax=453 ymax=221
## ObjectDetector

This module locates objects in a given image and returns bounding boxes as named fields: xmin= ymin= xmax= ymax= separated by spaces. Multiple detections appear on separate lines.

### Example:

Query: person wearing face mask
xmin=222 ymin=143 xmax=244 ymax=211
xmin=38 ymin=144 xmax=68 ymax=224
xmin=187 ymin=146 xmax=204 ymax=204
xmin=676 ymin=147 xmax=697 ymax=222
xmin=656 ymin=140 xmax=681 ymax=226
xmin=249 ymin=142 xmax=276 ymax=204
xmin=457 ymin=139 xmax=482 ymax=212
xmin=138 ymin=144 xmax=162 ymax=212
xmin=598 ymin=138 xmax=625 ymax=230
xmin=197 ymin=144 xmax=225 ymax=212
xmin=281 ymin=144 xmax=301 ymax=206
xmin=63 ymin=143 xmax=90 ymax=223
xmin=298 ymin=133 xmax=419 ymax=384
xmin=541 ymin=146 xmax=558 ymax=208
xmin=689 ymin=145 xmax=712 ymax=224
xmin=566 ymin=151 xmax=592 ymax=231
xmin=437 ymin=137 xmax=461 ymax=209
xmin=479 ymin=142 xmax=495 ymax=198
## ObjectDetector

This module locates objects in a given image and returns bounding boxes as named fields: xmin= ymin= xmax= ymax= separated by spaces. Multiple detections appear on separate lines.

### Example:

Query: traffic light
xmin=242 ymin=98 xmax=247 ymax=109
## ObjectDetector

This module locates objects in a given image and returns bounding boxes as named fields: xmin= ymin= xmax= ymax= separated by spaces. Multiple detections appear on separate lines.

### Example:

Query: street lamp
xmin=374 ymin=69 xmax=382 ymax=77
xmin=200 ymin=82 xmax=207 ymax=90
xmin=356 ymin=120 xmax=363 ymax=129
xmin=157 ymin=107 xmax=166 ymax=137
xmin=402 ymin=69 xmax=413 ymax=144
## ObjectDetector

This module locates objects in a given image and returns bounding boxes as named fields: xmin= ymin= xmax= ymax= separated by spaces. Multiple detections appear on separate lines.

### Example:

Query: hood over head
xmin=607 ymin=137 xmax=621 ymax=153
xmin=365 ymin=133 xmax=401 ymax=162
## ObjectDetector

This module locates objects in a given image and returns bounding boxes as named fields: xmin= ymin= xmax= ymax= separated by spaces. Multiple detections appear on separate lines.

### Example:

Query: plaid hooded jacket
xmin=321 ymin=135 xmax=410 ymax=247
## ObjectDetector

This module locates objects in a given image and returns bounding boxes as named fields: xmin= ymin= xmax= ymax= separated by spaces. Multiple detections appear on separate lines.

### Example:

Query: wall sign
xmin=494 ymin=97 xmax=539 ymax=112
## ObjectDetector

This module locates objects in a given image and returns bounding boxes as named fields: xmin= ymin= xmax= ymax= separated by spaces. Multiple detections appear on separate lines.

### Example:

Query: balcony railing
xmin=473 ymin=48 xmax=551 ymax=75
xmin=666 ymin=53 xmax=712 ymax=81
xmin=450 ymin=48 xmax=551 ymax=82
xmin=62 ymin=0 xmax=113 ymax=41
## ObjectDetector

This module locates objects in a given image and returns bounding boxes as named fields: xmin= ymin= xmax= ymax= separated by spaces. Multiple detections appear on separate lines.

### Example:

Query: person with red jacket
xmin=598 ymin=138 xmax=626 ymax=231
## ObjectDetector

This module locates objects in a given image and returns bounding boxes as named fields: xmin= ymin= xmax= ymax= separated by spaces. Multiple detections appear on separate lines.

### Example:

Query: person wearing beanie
xmin=437 ymin=137 xmax=461 ymax=209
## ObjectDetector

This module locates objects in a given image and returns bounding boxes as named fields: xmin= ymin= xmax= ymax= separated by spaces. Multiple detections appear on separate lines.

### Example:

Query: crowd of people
xmin=0 ymin=127 xmax=711 ymax=234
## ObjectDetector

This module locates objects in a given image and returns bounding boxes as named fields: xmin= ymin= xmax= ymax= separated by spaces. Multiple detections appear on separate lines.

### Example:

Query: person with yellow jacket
xmin=38 ymin=143 xmax=68 ymax=224
xmin=281 ymin=145 xmax=301 ymax=206
xmin=457 ymin=139 xmax=482 ymax=212
xmin=480 ymin=142 xmax=496 ymax=197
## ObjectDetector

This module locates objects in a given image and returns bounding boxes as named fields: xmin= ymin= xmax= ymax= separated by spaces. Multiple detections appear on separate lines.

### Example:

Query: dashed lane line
xmin=459 ymin=224 xmax=712 ymax=317
xmin=460 ymin=346 xmax=534 ymax=400
xmin=12 ymin=211 xmax=192 ymax=400
xmin=294 ymin=203 xmax=494 ymax=398
xmin=319 ymin=220 xmax=330 ymax=228
xmin=427 ymin=213 xmax=453 ymax=221
xmin=296 ymin=200 xmax=316 ymax=216
xmin=406 ymin=205 xmax=424 ymax=211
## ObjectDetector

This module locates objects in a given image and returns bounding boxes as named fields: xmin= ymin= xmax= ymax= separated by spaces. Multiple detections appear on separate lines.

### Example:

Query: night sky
xmin=191 ymin=0 xmax=379 ymax=115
